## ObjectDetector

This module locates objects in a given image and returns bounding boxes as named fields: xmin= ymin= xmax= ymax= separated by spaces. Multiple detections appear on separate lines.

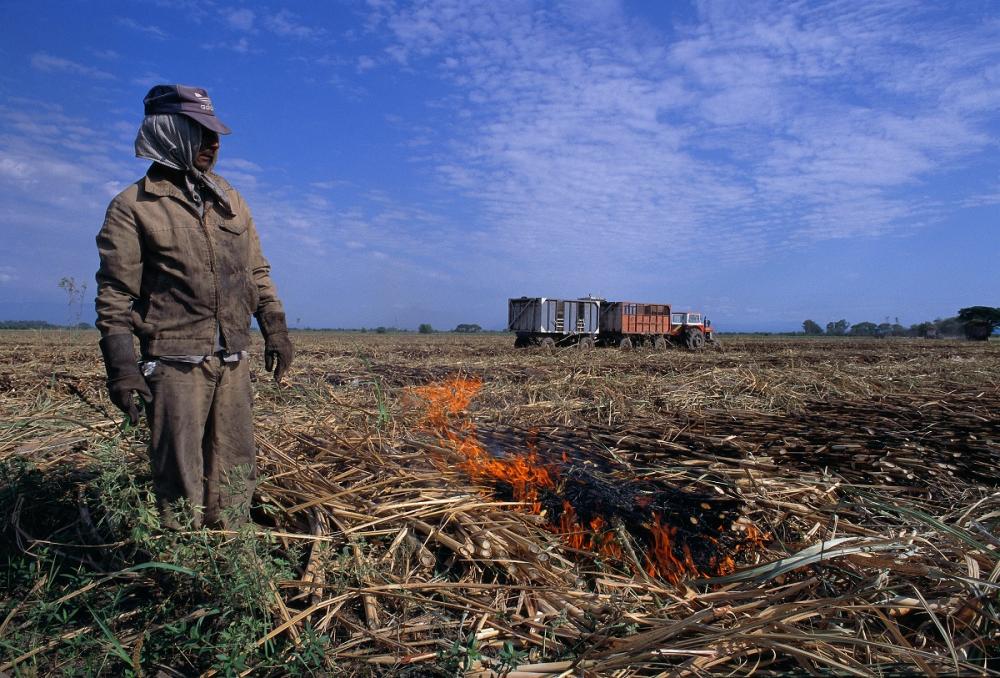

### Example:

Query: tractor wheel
xmin=514 ymin=335 xmax=528 ymax=348
xmin=540 ymin=337 xmax=556 ymax=351
xmin=653 ymin=337 xmax=668 ymax=350
xmin=619 ymin=337 xmax=632 ymax=350
xmin=686 ymin=329 xmax=705 ymax=350
xmin=578 ymin=337 xmax=594 ymax=350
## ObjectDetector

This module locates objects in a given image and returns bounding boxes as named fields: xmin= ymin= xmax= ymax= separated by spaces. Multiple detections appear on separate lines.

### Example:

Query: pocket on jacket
xmin=218 ymin=220 xmax=248 ymax=235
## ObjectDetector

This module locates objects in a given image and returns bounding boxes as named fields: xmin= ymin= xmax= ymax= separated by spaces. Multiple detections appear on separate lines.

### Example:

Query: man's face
xmin=194 ymin=129 xmax=220 ymax=171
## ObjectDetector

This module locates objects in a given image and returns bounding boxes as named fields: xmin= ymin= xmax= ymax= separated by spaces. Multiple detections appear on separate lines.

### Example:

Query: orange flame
xmin=646 ymin=513 xmax=702 ymax=584
xmin=411 ymin=377 xmax=766 ymax=584
xmin=412 ymin=377 xmax=482 ymax=427
xmin=413 ymin=377 xmax=559 ymax=512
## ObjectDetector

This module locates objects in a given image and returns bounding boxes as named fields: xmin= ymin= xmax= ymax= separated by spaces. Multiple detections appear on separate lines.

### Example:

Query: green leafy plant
xmin=495 ymin=640 xmax=527 ymax=675
xmin=436 ymin=617 xmax=482 ymax=676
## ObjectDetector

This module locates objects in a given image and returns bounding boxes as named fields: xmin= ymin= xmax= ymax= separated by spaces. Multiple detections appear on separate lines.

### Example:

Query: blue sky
xmin=0 ymin=0 xmax=997 ymax=331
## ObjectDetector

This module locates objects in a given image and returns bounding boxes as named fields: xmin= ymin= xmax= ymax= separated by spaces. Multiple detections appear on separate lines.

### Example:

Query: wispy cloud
xmin=219 ymin=158 xmax=263 ymax=173
xmin=0 ymin=102 xmax=137 ymax=212
xmin=369 ymin=1 xmax=1000 ymax=276
xmin=116 ymin=16 xmax=169 ymax=40
xmin=90 ymin=48 xmax=120 ymax=60
xmin=30 ymin=52 xmax=114 ymax=80
xmin=265 ymin=10 xmax=324 ymax=39
xmin=225 ymin=8 xmax=256 ymax=32
xmin=203 ymin=37 xmax=257 ymax=54
xmin=131 ymin=72 xmax=169 ymax=88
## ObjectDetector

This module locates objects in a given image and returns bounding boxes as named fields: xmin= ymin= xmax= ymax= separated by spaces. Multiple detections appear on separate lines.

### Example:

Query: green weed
xmin=0 ymin=428 xmax=327 ymax=676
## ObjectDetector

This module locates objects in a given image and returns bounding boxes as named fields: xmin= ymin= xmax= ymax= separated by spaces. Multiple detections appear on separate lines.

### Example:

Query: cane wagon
xmin=507 ymin=297 xmax=601 ymax=349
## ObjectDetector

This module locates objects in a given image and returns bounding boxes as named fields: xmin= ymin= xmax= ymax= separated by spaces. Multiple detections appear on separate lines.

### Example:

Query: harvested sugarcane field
xmin=1 ymin=330 xmax=998 ymax=676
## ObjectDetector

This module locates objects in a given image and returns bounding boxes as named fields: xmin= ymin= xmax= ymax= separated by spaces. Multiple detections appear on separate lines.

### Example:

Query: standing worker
xmin=95 ymin=84 xmax=293 ymax=529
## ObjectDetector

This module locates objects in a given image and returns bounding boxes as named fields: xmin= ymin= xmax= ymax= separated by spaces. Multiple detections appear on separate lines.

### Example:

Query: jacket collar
xmin=141 ymin=164 xmax=234 ymax=216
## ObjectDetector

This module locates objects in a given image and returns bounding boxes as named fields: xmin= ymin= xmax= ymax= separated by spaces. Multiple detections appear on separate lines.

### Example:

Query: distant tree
xmin=826 ymin=319 xmax=850 ymax=336
xmin=802 ymin=319 xmax=823 ymax=335
xmin=0 ymin=320 xmax=59 ymax=330
xmin=418 ymin=323 xmax=434 ymax=334
xmin=375 ymin=326 xmax=387 ymax=334
xmin=909 ymin=321 xmax=935 ymax=338
xmin=454 ymin=323 xmax=482 ymax=333
xmin=850 ymin=321 xmax=878 ymax=337
xmin=957 ymin=306 xmax=1000 ymax=341
xmin=934 ymin=316 xmax=963 ymax=337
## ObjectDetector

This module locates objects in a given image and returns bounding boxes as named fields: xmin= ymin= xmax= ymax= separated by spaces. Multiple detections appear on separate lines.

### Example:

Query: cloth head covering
xmin=134 ymin=113 xmax=232 ymax=214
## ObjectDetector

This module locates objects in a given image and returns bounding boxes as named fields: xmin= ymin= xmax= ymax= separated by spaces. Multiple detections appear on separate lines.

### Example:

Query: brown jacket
xmin=96 ymin=164 xmax=283 ymax=356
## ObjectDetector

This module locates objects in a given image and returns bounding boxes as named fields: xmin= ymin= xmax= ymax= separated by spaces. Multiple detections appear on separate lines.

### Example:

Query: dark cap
xmin=143 ymin=84 xmax=232 ymax=135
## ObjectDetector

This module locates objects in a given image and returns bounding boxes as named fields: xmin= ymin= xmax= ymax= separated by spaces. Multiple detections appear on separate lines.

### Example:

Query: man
xmin=95 ymin=84 xmax=293 ymax=529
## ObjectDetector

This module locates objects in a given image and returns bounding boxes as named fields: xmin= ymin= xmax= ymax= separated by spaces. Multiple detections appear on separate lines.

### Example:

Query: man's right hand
xmin=108 ymin=374 xmax=153 ymax=426
xmin=99 ymin=333 xmax=152 ymax=426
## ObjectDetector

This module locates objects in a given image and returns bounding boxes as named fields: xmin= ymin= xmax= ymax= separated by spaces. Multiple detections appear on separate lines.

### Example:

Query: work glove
xmin=256 ymin=311 xmax=294 ymax=383
xmin=99 ymin=334 xmax=152 ymax=426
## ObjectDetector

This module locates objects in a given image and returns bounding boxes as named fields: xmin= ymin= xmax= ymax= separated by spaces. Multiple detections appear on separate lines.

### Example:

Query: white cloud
xmin=310 ymin=179 xmax=349 ymax=190
xmin=115 ymin=17 xmax=169 ymax=40
xmin=225 ymin=8 xmax=256 ymax=32
xmin=0 ymin=157 xmax=33 ymax=181
xmin=202 ymin=37 xmax=257 ymax=54
xmin=30 ymin=53 xmax=114 ymax=80
xmin=265 ymin=10 xmax=324 ymax=39
xmin=219 ymin=158 xmax=263 ymax=173
xmin=0 ymin=103 xmax=138 ymax=214
xmin=368 ymin=0 xmax=1000 ymax=274
xmin=91 ymin=48 xmax=120 ymax=60
xmin=132 ymin=72 xmax=168 ymax=88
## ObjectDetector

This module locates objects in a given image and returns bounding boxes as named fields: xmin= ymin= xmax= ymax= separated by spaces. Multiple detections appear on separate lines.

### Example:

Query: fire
xmin=413 ymin=377 xmax=558 ymax=513
xmin=556 ymin=502 xmax=622 ymax=558
xmin=412 ymin=377 xmax=482 ymax=427
xmin=646 ymin=513 xmax=701 ymax=583
xmin=410 ymin=377 xmax=767 ymax=584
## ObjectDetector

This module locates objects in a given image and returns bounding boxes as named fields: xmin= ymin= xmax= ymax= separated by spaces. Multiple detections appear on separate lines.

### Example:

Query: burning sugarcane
xmin=410 ymin=377 xmax=769 ymax=584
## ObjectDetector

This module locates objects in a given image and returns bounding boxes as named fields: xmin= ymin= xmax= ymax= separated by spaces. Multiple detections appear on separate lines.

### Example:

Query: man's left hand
xmin=264 ymin=333 xmax=294 ymax=383
xmin=257 ymin=311 xmax=294 ymax=383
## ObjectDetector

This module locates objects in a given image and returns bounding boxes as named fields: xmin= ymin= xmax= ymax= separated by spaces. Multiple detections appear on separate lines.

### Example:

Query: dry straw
xmin=1 ymin=331 xmax=998 ymax=675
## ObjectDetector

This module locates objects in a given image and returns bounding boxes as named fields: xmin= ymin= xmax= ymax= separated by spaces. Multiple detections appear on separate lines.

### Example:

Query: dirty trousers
xmin=146 ymin=356 xmax=256 ymax=528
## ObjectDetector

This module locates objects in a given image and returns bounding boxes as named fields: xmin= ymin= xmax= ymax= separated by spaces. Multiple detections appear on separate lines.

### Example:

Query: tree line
xmin=802 ymin=306 xmax=1000 ymax=340
xmin=0 ymin=320 xmax=92 ymax=330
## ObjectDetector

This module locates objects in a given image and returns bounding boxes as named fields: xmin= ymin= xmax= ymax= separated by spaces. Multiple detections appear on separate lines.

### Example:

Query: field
xmin=1 ymin=330 xmax=999 ymax=676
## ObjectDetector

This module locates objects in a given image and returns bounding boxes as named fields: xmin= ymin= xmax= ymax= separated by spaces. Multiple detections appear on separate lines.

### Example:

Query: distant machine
xmin=508 ymin=297 xmax=717 ymax=350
